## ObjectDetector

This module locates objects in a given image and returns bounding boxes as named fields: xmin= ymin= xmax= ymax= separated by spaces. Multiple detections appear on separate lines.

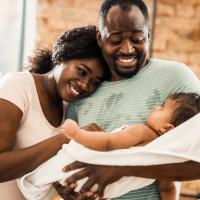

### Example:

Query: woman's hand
xmin=60 ymin=161 xmax=124 ymax=198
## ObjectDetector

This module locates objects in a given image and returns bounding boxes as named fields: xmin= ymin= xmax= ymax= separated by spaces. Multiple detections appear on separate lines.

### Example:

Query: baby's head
xmin=147 ymin=93 xmax=200 ymax=135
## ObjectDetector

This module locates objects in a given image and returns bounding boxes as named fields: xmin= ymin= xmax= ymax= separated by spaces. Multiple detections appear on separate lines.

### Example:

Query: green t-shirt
xmin=66 ymin=58 xmax=200 ymax=199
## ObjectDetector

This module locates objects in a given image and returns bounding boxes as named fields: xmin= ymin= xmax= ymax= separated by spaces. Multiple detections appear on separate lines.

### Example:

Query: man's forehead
xmin=106 ymin=5 xmax=145 ymax=23
xmin=102 ymin=25 xmax=148 ymax=38
xmin=103 ymin=5 xmax=147 ymax=35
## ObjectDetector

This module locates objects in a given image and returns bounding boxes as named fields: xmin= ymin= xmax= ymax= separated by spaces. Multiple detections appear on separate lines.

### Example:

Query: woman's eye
xmin=93 ymin=80 xmax=101 ymax=87
xmin=90 ymin=79 xmax=101 ymax=88
xmin=77 ymin=67 xmax=87 ymax=77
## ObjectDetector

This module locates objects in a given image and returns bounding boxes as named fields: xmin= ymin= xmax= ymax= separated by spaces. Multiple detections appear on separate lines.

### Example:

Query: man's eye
xmin=110 ymin=40 xmax=121 ymax=45
xmin=132 ymin=38 xmax=146 ymax=44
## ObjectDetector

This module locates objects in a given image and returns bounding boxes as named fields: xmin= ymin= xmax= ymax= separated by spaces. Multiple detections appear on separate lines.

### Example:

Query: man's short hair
xmin=99 ymin=0 xmax=149 ymax=32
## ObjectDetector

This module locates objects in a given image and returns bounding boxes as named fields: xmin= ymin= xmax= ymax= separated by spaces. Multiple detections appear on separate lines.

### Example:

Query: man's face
xmin=98 ymin=5 xmax=150 ymax=81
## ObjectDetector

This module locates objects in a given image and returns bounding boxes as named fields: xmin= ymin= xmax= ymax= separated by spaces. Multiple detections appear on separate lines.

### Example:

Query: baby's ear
xmin=160 ymin=124 xmax=174 ymax=134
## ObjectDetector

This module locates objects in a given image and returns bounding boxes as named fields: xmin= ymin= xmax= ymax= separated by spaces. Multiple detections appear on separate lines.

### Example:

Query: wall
xmin=36 ymin=0 xmax=200 ymax=78
xmin=153 ymin=0 xmax=200 ymax=77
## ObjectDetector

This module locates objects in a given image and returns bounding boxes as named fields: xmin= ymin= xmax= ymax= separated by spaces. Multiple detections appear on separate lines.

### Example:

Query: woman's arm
xmin=0 ymin=99 xmax=69 ymax=182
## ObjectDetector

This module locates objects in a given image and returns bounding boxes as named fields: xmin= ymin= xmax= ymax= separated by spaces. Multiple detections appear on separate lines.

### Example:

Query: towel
xmin=17 ymin=113 xmax=200 ymax=200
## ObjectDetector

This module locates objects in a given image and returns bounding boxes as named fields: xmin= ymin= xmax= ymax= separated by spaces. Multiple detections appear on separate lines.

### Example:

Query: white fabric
xmin=0 ymin=72 xmax=61 ymax=200
xmin=18 ymin=113 xmax=200 ymax=199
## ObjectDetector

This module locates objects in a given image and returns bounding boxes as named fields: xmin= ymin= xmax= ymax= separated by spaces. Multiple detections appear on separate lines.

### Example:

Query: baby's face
xmin=146 ymin=98 xmax=177 ymax=133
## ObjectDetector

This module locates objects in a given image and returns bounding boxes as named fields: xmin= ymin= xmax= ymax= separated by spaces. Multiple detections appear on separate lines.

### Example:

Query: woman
xmin=0 ymin=25 xmax=110 ymax=199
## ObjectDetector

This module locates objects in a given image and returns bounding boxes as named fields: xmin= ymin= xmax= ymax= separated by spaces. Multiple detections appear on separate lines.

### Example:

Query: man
xmin=56 ymin=0 xmax=200 ymax=199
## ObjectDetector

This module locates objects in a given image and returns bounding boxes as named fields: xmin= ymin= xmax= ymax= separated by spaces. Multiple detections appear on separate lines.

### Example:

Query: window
xmin=0 ymin=0 xmax=36 ymax=76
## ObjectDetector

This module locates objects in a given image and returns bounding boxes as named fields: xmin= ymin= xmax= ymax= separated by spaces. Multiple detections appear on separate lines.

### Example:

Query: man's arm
xmin=60 ymin=161 xmax=200 ymax=197
xmin=121 ymin=161 xmax=200 ymax=181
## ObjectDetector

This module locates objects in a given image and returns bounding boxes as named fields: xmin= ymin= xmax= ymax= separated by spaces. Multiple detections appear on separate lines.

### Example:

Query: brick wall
xmin=36 ymin=0 xmax=104 ymax=47
xmin=153 ymin=0 xmax=200 ymax=78
xmin=36 ymin=0 xmax=200 ymax=78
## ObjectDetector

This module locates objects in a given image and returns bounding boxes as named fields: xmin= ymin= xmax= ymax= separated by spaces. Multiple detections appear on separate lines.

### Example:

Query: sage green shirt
xmin=67 ymin=58 xmax=200 ymax=199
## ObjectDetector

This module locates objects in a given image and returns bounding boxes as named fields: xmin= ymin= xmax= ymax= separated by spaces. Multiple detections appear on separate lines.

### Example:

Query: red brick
xmin=176 ymin=4 xmax=195 ymax=18
xmin=157 ymin=3 xmax=175 ymax=17
xmin=153 ymin=51 xmax=189 ymax=65
xmin=189 ymin=53 xmax=200 ymax=64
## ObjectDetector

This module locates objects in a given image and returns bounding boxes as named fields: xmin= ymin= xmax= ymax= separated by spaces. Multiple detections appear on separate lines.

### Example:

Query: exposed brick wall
xmin=153 ymin=0 xmax=200 ymax=78
xmin=36 ymin=0 xmax=104 ymax=48
xmin=36 ymin=0 xmax=200 ymax=78
xmin=36 ymin=0 xmax=153 ymax=46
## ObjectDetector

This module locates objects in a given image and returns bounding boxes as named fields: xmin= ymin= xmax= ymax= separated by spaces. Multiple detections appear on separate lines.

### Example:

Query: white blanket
xmin=17 ymin=113 xmax=200 ymax=200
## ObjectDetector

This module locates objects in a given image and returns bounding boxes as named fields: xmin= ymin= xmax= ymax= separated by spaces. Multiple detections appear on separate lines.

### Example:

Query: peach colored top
xmin=0 ymin=72 xmax=62 ymax=200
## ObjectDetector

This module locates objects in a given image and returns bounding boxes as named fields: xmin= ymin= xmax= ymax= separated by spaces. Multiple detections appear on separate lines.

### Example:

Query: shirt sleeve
xmin=0 ymin=72 xmax=28 ymax=113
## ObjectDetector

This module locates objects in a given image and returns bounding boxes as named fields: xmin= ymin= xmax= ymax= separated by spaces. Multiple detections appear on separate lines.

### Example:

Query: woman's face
xmin=54 ymin=58 xmax=104 ymax=102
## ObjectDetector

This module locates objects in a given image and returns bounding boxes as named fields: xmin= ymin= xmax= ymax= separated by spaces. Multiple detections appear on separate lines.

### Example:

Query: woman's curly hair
xmin=28 ymin=25 xmax=111 ymax=80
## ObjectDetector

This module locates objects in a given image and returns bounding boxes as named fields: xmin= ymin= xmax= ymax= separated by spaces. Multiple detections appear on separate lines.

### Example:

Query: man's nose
xmin=120 ymin=40 xmax=134 ymax=54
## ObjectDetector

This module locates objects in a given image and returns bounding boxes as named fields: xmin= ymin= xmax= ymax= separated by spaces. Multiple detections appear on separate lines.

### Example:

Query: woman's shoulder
xmin=0 ymin=71 xmax=34 ymax=89
xmin=1 ymin=71 xmax=31 ymax=82
xmin=0 ymin=71 xmax=34 ymax=113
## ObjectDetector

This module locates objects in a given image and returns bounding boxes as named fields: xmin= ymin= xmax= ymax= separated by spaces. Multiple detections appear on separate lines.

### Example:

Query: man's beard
xmin=114 ymin=64 xmax=141 ymax=78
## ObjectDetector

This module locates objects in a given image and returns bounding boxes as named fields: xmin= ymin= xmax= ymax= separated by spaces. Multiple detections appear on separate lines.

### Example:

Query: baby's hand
xmin=60 ymin=119 xmax=79 ymax=139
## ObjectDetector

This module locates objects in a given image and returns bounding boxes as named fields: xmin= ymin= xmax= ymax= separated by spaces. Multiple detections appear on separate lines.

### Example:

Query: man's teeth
xmin=118 ymin=58 xmax=135 ymax=63
xmin=70 ymin=85 xmax=80 ymax=95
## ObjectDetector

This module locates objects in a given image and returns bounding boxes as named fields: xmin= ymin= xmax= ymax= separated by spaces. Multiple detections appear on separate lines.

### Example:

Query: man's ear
xmin=160 ymin=124 xmax=174 ymax=134
xmin=96 ymin=29 xmax=102 ymax=47
xmin=148 ymin=29 xmax=151 ymax=42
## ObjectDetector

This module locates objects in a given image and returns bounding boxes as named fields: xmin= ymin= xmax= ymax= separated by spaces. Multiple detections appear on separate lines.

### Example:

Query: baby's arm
xmin=60 ymin=119 xmax=110 ymax=151
xmin=60 ymin=119 xmax=156 ymax=151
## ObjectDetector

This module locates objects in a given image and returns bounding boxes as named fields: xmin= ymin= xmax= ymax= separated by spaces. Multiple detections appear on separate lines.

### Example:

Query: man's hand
xmin=62 ymin=161 xmax=124 ymax=198
xmin=53 ymin=181 xmax=88 ymax=200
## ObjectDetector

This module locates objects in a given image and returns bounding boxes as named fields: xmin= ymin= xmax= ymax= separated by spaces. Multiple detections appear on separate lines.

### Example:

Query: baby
xmin=60 ymin=92 xmax=200 ymax=200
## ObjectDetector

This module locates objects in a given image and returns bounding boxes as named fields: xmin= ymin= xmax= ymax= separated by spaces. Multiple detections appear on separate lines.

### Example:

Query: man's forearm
xmin=121 ymin=161 xmax=200 ymax=181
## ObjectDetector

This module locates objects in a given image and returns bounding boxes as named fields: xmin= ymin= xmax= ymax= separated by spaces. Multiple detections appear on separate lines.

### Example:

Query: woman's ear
xmin=96 ymin=29 xmax=102 ymax=47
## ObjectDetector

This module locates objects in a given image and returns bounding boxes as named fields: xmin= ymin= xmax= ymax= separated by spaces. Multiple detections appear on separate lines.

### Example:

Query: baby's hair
xmin=168 ymin=92 xmax=200 ymax=127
